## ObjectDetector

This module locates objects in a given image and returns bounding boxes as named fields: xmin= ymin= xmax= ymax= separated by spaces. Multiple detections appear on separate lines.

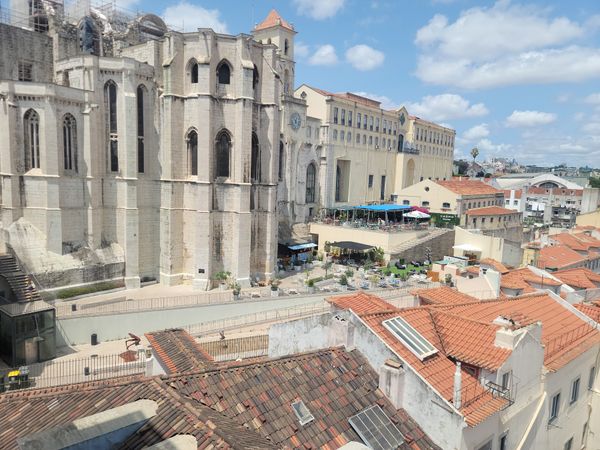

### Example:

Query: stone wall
xmin=0 ymin=23 xmax=53 ymax=82
xmin=391 ymin=229 xmax=455 ymax=263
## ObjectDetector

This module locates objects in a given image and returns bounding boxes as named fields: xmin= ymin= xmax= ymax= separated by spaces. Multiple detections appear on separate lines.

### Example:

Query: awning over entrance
xmin=353 ymin=205 xmax=412 ymax=212
xmin=453 ymin=243 xmax=481 ymax=252
xmin=287 ymin=243 xmax=317 ymax=251
xmin=330 ymin=241 xmax=375 ymax=252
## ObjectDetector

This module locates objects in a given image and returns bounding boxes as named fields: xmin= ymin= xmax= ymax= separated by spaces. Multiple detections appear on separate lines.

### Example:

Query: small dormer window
xmin=291 ymin=400 xmax=314 ymax=425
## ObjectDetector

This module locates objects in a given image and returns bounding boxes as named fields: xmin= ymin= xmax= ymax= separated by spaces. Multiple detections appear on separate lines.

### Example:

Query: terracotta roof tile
xmin=553 ymin=267 xmax=600 ymax=290
xmin=444 ymin=292 xmax=600 ymax=372
xmin=328 ymin=291 xmax=398 ymax=314
xmin=500 ymin=268 xmax=562 ymax=294
xmin=412 ymin=286 xmax=480 ymax=306
xmin=360 ymin=309 xmax=507 ymax=426
xmin=466 ymin=206 xmax=518 ymax=216
xmin=479 ymin=258 xmax=510 ymax=274
xmin=551 ymin=233 xmax=600 ymax=252
xmin=0 ymin=376 xmax=272 ymax=449
xmin=574 ymin=303 xmax=600 ymax=322
xmin=436 ymin=179 xmax=501 ymax=196
xmin=503 ymin=190 xmax=522 ymax=199
xmin=254 ymin=9 xmax=294 ymax=31
xmin=171 ymin=348 xmax=440 ymax=450
xmin=0 ymin=348 xmax=440 ymax=450
xmin=145 ymin=329 xmax=214 ymax=374
xmin=538 ymin=245 xmax=588 ymax=270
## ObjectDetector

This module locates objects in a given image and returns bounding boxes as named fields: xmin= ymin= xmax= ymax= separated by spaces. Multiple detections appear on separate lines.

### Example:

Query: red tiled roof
xmin=0 ymin=348 xmax=440 ymax=450
xmin=412 ymin=286 xmax=480 ymax=305
xmin=501 ymin=268 xmax=562 ymax=293
xmin=170 ymin=348 xmax=440 ymax=450
xmin=552 ymin=267 xmax=600 ymax=290
xmin=436 ymin=179 xmax=501 ymax=196
xmin=254 ymin=9 xmax=294 ymax=31
xmin=145 ymin=329 xmax=214 ymax=374
xmin=480 ymin=258 xmax=510 ymax=274
xmin=466 ymin=206 xmax=518 ymax=216
xmin=527 ymin=187 xmax=582 ymax=196
xmin=503 ymin=190 xmax=522 ymax=199
xmin=0 ymin=375 xmax=274 ymax=449
xmin=574 ymin=303 xmax=600 ymax=322
xmin=551 ymin=233 xmax=600 ymax=252
xmin=444 ymin=292 xmax=600 ymax=372
xmin=360 ymin=309 xmax=507 ymax=426
xmin=328 ymin=291 xmax=398 ymax=314
xmin=538 ymin=245 xmax=588 ymax=270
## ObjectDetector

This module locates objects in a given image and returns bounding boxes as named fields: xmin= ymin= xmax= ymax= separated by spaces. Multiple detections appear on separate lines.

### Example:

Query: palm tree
xmin=470 ymin=147 xmax=479 ymax=162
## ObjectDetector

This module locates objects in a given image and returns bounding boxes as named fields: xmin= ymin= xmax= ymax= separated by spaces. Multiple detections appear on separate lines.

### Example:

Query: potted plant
xmin=444 ymin=273 xmax=453 ymax=287
xmin=231 ymin=282 xmax=241 ymax=300
xmin=214 ymin=271 xmax=230 ymax=290
xmin=339 ymin=274 xmax=348 ymax=291
xmin=293 ymin=259 xmax=303 ymax=272
xmin=306 ymin=254 xmax=314 ymax=269
xmin=306 ymin=278 xmax=316 ymax=294
xmin=270 ymin=278 xmax=281 ymax=297
xmin=369 ymin=274 xmax=380 ymax=289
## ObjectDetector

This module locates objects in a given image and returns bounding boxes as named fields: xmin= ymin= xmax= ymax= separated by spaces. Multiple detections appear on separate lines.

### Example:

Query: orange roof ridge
xmin=254 ymin=9 xmax=294 ymax=31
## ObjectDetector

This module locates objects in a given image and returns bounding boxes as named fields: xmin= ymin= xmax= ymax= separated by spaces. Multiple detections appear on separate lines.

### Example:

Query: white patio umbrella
xmin=404 ymin=210 xmax=431 ymax=219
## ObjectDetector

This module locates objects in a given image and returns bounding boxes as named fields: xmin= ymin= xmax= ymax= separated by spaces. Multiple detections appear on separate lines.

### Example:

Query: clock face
xmin=291 ymin=112 xmax=301 ymax=130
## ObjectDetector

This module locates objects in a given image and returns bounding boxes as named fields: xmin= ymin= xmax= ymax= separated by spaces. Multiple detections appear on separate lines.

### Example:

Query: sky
xmin=98 ymin=0 xmax=600 ymax=166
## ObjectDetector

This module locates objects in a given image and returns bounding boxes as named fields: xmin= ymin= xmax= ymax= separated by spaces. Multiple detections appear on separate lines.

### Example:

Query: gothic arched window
xmin=217 ymin=60 xmax=231 ymax=85
xmin=23 ymin=109 xmax=40 ymax=170
xmin=251 ymin=132 xmax=260 ymax=183
xmin=62 ymin=113 xmax=77 ymax=172
xmin=306 ymin=163 xmax=316 ymax=203
xmin=189 ymin=59 xmax=198 ymax=84
xmin=215 ymin=130 xmax=231 ymax=179
xmin=187 ymin=129 xmax=198 ymax=176
xmin=137 ymin=85 xmax=146 ymax=173
xmin=104 ymin=80 xmax=118 ymax=172
xmin=278 ymin=141 xmax=284 ymax=181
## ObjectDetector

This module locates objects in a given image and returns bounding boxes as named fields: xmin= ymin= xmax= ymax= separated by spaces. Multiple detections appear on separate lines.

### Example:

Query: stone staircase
xmin=391 ymin=228 xmax=455 ymax=261
xmin=0 ymin=253 xmax=42 ymax=303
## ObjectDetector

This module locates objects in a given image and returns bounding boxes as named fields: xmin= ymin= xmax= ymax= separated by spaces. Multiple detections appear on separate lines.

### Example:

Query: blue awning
xmin=287 ymin=243 xmax=317 ymax=251
xmin=353 ymin=204 xmax=412 ymax=212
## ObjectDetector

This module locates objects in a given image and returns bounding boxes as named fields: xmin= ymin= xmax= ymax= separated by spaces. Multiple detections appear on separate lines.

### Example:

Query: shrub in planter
xmin=339 ymin=274 xmax=348 ymax=286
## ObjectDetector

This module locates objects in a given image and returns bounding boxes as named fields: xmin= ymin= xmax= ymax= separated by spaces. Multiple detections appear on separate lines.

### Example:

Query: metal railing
xmin=0 ymin=351 xmax=147 ymax=391
xmin=182 ymin=302 xmax=331 ymax=337
xmin=54 ymin=283 xmax=437 ymax=318
xmin=544 ymin=323 xmax=598 ymax=359
xmin=199 ymin=335 xmax=269 ymax=362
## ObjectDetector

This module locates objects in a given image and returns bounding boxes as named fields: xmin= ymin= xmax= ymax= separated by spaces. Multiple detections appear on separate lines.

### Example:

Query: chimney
xmin=484 ymin=269 xmax=501 ymax=298
xmin=453 ymin=362 xmax=462 ymax=409
xmin=493 ymin=316 xmax=520 ymax=349
xmin=379 ymin=359 xmax=405 ymax=409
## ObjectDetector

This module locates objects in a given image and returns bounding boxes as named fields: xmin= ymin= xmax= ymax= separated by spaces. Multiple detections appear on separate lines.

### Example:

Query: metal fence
xmin=200 ymin=335 xmax=269 ymax=362
xmin=54 ymin=283 xmax=438 ymax=319
xmin=1 ymin=351 xmax=147 ymax=391
xmin=545 ymin=323 xmax=598 ymax=359
xmin=182 ymin=302 xmax=331 ymax=337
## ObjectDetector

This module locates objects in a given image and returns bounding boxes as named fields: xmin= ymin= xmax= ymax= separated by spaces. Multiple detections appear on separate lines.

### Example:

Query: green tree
xmin=590 ymin=177 xmax=600 ymax=188
xmin=470 ymin=147 xmax=479 ymax=162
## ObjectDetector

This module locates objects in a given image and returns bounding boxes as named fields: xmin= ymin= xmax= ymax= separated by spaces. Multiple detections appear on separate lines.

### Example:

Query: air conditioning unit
xmin=375 ymin=145 xmax=379 ymax=149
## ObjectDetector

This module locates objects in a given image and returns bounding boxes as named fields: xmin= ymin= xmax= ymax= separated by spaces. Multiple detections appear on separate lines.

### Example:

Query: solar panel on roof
xmin=349 ymin=405 xmax=405 ymax=450
xmin=382 ymin=316 xmax=438 ymax=361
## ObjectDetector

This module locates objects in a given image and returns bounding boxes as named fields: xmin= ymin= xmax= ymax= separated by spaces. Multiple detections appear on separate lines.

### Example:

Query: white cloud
xmin=308 ymin=45 xmax=339 ymax=66
xmin=414 ymin=2 xmax=600 ymax=89
xmin=295 ymin=42 xmax=310 ymax=59
xmin=404 ymin=94 xmax=488 ymax=122
xmin=585 ymin=93 xmax=600 ymax=105
xmin=292 ymin=0 xmax=345 ymax=20
xmin=463 ymin=123 xmax=490 ymax=141
xmin=163 ymin=2 xmax=227 ymax=33
xmin=505 ymin=110 xmax=557 ymax=128
xmin=352 ymin=92 xmax=399 ymax=110
xmin=345 ymin=45 xmax=385 ymax=71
